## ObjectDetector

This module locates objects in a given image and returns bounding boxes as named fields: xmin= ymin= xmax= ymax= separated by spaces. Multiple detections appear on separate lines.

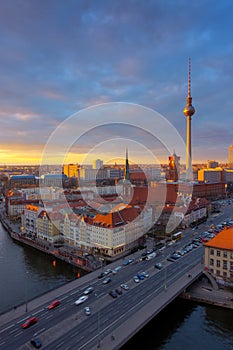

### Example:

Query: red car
xmin=47 ymin=300 xmax=61 ymax=309
xmin=22 ymin=317 xmax=38 ymax=329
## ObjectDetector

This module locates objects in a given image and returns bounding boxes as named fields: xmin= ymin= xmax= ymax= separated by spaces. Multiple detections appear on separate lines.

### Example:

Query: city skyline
xmin=0 ymin=1 xmax=233 ymax=165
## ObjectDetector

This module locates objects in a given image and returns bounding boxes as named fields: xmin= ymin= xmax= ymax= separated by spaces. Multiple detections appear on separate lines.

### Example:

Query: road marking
xmin=0 ymin=324 xmax=14 ymax=333
xmin=0 ymin=342 xmax=6 ymax=346
xmin=58 ymin=307 xmax=66 ymax=312
xmin=60 ymin=295 xmax=69 ymax=300
xmin=70 ymin=290 xmax=79 ymax=295
xmin=32 ymin=308 xmax=44 ymax=315
xmin=36 ymin=327 xmax=46 ymax=334
xmin=56 ymin=340 xmax=65 ymax=348
xmin=16 ymin=316 xmax=28 ymax=324
xmin=45 ymin=314 xmax=53 ymax=320
xmin=13 ymin=331 xmax=22 ymax=337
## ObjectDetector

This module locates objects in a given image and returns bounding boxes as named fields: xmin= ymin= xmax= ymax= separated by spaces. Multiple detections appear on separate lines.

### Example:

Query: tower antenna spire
xmin=188 ymin=57 xmax=191 ymax=98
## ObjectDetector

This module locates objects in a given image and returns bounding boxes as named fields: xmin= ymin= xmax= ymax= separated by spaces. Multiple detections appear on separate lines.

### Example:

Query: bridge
xmin=0 ymin=245 xmax=205 ymax=350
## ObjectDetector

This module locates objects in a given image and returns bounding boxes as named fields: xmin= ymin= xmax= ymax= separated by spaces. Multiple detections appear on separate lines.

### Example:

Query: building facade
xmin=63 ymin=164 xmax=79 ymax=178
xmin=204 ymin=226 xmax=233 ymax=285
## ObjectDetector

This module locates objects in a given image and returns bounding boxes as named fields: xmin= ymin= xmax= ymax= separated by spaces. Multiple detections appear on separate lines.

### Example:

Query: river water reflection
xmin=0 ymin=223 xmax=85 ymax=314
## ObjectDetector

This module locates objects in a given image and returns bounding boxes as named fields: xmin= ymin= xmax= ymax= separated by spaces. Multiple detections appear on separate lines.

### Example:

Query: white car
xmin=120 ymin=284 xmax=129 ymax=290
xmin=84 ymin=306 xmax=91 ymax=315
xmin=74 ymin=295 xmax=88 ymax=305
xmin=83 ymin=286 xmax=94 ymax=295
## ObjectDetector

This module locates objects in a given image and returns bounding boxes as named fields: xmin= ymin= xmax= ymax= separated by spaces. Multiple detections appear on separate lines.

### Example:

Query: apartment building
xmin=204 ymin=226 xmax=233 ymax=285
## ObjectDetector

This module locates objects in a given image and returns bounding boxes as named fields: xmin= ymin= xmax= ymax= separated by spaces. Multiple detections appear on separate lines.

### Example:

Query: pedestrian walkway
xmin=181 ymin=278 xmax=233 ymax=309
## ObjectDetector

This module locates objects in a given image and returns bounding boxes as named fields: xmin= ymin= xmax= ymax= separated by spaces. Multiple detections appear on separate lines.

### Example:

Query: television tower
xmin=183 ymin=58 xmax=195 ymax=179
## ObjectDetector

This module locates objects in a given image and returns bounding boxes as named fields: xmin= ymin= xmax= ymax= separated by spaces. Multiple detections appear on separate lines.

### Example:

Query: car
xmin=103 ymin=277 xmax=111 ymax=284
xmin=22 ymin=317 xmax=38 ymax=329
xmin=141 ymin=271 xmax=149 ymax=278
xmin=170 ymin=253 xmax=181 ymax=260
xmin=123 ymin=259 xmax=131 ymax=265
xmin=120 ymin=284 xmax=129 ymax=290
xmin=109 ymin=290 xmax=118 ymax=298
xmin=84 ymin=306 xmax=91 ymax=315
xmin=137 ymin=273 xmax=145 ymax=280
xmin=83 ymin=286 xmax=94 ymax=295
xmin=74 ymin=295 xmax=88 ymax=305
xmin=112 ymin=267 xmax=120 ymax=274
xmin=154 ymin=263 xmax=163 ymax=270
xmin=115 ymin=288 xmax=122 ymax=295
xmin=133 ymin=276 xmax=140 ymax=283
xmin=97 ymin=272 xmax=105 ymax=279
xmin=167 ymin=257 xmax=175 ymax=262
xmin=47 ymin=299 xmax=60 ymax=309
xmin=30 ymin=338 xmax=42 ymax=348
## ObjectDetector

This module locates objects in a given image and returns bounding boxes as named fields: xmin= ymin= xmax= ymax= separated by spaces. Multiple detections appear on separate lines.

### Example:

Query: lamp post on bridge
xmin=94 ymin=290 xmax=101 ymax=348
xmin=24 ymin=270 xmax=29 ymax=312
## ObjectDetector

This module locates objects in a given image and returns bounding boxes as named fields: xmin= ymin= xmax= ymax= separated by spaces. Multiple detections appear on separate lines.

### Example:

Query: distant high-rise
xmin=228 ymin=143 xmax=233 ymax=168
xmin=92 ymin=159 xmax=103 ymax=170
xmin=183 ymin=58 xmax=195 ymax=179
xmin=166 ymin=151 xmax=180 ymax=182
xmin=63 ymin=164 xmax=79 ymax=177
xmin=207 ymin=160 xmax=218 ymax=169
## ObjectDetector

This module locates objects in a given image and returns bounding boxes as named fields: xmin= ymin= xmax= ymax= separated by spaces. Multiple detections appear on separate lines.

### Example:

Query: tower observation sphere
xmin=183 ymin=104 xmax=195 ymax=117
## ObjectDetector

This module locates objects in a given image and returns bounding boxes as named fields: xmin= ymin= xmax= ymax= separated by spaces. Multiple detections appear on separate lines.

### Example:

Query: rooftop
xmin=204 ymin=226 xmax=233 ymax=250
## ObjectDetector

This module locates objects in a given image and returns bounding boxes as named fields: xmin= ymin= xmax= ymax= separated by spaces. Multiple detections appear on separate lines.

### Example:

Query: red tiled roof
xmin=204 ymin=226 xmax=233 ymax=250
xmin=89 ymin=206 xmax=141 ymax=228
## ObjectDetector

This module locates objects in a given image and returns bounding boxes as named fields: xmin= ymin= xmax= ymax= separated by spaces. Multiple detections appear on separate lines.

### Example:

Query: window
xmin=216 ymin=270 xmax=220 ymax=275
xmin=216 ymin=260 xmax=220 ymax=268
xmin=217 ymin=250 xmax=221 ymax=257
xmin=223 ymin=260 xmax=228 ymax=270
xmin=210 ymin=259 xmax=214 ymax=266
xmin=223 ymin=272 xmax=227 ymax=277
xmin=223 ymin=251 xmax=228 ymax=258
xmin=210 ymin=249 xmax=214 ymax=255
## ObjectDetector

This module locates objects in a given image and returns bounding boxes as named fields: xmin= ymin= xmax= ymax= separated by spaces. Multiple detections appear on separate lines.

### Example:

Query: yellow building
xmin=63 ymin=164 xmax=79 ymax=178
xmin=204 ymin=226 xmax=233 ymax=284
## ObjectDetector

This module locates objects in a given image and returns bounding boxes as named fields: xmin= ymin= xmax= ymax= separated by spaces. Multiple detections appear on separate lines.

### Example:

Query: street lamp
xmin=94 ymin=291 xmax=101 ymax=348
xmin=25 ymin=270 xmax=29 ymax=312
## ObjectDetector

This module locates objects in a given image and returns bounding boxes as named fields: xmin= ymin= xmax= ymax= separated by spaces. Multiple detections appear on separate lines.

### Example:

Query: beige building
xmin=204 ymin=226 xmax=233 ymax=285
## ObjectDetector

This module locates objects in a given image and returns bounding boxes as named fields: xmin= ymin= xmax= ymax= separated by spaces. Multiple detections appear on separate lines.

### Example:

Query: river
xmin=0 ymin=223 xmax=232 ymax=350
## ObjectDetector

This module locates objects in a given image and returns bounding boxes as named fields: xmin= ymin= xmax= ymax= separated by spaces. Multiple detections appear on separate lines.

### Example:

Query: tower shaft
xmin=186 ymin=116 xmax=192 ymax=176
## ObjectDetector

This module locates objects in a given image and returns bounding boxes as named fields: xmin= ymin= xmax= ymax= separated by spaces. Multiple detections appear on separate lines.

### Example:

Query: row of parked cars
xmin=167 ymin=239 xmax=201 ymax=262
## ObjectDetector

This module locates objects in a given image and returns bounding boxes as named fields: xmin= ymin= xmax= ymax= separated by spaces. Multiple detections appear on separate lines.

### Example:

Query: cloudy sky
xmin=0 ymin=0 xmax=232 ymax=165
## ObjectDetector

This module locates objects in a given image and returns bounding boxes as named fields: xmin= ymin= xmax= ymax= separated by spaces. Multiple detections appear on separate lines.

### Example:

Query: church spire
xmin=124 ymin=146 xmax=130 ymax=181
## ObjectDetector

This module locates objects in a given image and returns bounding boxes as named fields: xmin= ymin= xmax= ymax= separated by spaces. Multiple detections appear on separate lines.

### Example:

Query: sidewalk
xmin=181 ymin=279 xmax=233 ymax=309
